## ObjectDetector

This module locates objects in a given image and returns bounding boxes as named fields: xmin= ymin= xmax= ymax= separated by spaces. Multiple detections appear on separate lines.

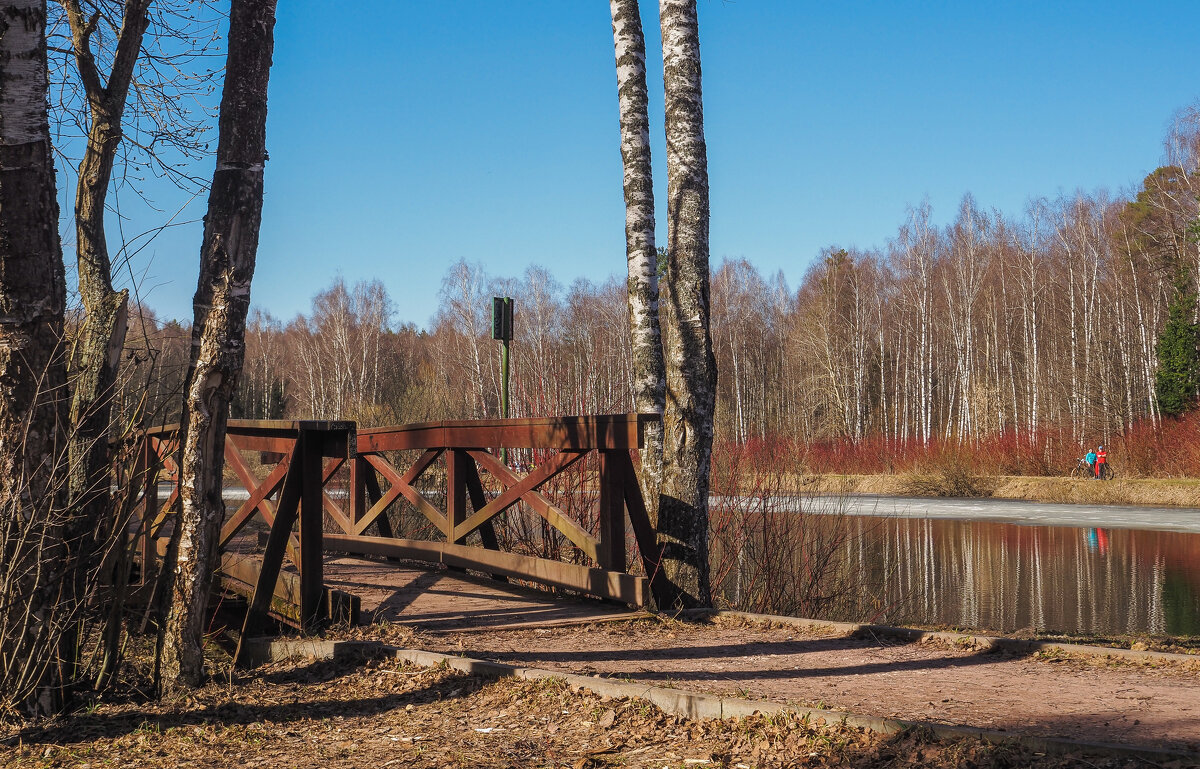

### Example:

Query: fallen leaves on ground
xmin=0 ymin=651 xmax=1169 ymax=768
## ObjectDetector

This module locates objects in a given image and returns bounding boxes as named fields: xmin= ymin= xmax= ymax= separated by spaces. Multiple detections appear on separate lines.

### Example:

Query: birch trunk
xmin=158 ymin=0 xmax=277 ymax=693
xmin=0 ymin=0 xmax=70 ymax=715
xmin=656 ymin=0 xmax=714 ymax=609
xmin=59 ymin=0 xmax=148 ymax=677
xmin=609 ymin=0 xmax=667 ymax=508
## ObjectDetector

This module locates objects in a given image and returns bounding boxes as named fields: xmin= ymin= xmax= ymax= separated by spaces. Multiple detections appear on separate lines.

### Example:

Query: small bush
xmin=901 ymin=454 xmax=996 ymax=498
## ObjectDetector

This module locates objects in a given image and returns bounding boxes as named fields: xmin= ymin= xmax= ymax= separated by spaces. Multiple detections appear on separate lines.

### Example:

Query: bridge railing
xmin=131 ymin=413 xmax=660 ymax=657
xmin=336 ymin=413 xmax=661 ymax=606
xmin=136 ymin=420 xmax=357 ymax=641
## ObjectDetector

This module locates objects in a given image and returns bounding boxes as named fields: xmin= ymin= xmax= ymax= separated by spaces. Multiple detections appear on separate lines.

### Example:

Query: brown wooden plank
xmin=322 ymin=456 xmax=345 ymax=481
xmin=220 ymin=446 xmax=289 ymax=545
xmin=220 ymin=434 xmax=298 ymax=454
xmin=616 ymin=451 xmax=665 ymax=595
xmin=139 ymin=438 xmax=157 ymax=581
xmin=597 ymin=451 xmax=626 ymax=572
xmin=452 ymin=449 xmax=586 ymax=543
xmin=366 ymin=448 xmax=441 ymax=487
xmin=236 ymin=447 xmax=304 ymax=663
xmin=357 ymin=413 xmax=657 ymax=452
xmin=362 ymin=451 xmax=447 ymax=534
xmin=350 ymin=455 xmax=403 ymax=532
xmin=468 ymin=450 xmax=600 ymax=561
xmin=360 ymin=458 xmax=395 ymax=538
xmin=323 ymin=534 xmax=647 ymax=606
xmin=319 ymin=457 xmax=352 ymax=534
xmin=299 ymin=433 xmax=326 ymax=629
xmin=228 ymin=418 xmax=354 ymax=433
xmin=446 ymin=449 xmax=467 ymax=544
xmin=144 ymin=422 xmax=181 ymax=438
xmin=349 ymin=455 xmax=364 ymax=529
xmin=221 ymin=440 xmax=300 ymax=566
xmin=462 ymin=461 xmax=502 ymax=551
xmin=152 ymin=485 xmax=179 ymax=536
xmin=353 ymin=467 xmax=405 ymax=536
xmin=461 ymin=460 xmax=507 ymax=581
xmin=219 ymin=553 xmax=360 ymax=625
xmin=220 ymin=553 xmax=300 ymax=626
xmin=321 ymin=492 xmax=352 ymax=535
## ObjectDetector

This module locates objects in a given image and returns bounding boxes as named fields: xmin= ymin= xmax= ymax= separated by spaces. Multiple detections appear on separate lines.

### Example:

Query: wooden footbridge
xmin=131 ymin=414 xmax=661 ymax=662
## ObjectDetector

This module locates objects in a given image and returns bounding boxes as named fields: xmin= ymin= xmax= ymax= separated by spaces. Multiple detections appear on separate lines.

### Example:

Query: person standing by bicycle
xmin=1085 ymin=447 xmax=1097 ymax=478
xmin=1095 ymin=445 xmax=1108 ymax=480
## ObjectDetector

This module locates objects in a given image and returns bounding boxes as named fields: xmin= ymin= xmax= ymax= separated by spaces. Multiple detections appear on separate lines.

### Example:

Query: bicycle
xmin=1070 ymin=457 xmax=1094 ymax=479
xmin=1070 ymin=457 xmax=1114 ymax=480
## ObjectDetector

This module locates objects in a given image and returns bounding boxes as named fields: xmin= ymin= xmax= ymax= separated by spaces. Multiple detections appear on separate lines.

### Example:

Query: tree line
xmin=120 ymin=109 xmax=1200 ymax=474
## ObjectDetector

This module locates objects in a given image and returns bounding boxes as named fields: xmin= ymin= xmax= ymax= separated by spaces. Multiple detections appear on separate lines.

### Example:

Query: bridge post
xmin=298 ymin=428 xmax=327 ymax=629
xmin=348 ymin=454 xmax=362 ymax=531
xmin=446 ymin=449 xmax=468 ymax=545
xmin=597 ymin=450 xmax=626 ymax=572
xmin=139 ymin=436 xmax=157 ymax=583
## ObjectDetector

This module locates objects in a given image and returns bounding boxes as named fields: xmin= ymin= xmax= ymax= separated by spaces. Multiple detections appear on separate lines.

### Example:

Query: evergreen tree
xmin=1156 ymin=281 xmax=1200 ymax=416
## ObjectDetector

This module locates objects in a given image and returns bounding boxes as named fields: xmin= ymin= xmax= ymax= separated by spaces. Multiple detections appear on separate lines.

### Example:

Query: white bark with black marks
xmin=0 ymin=0 xmax=70 ymax=716
xmin=157 ymin=0 xmax=277 ymax=693
xmin=656 ymin=0 xmax=715 ymax=609
xmin=610 ymin=0 xmax=665 ymax=523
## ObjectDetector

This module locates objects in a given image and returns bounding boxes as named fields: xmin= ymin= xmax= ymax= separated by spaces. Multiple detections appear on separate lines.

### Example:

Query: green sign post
xmin=491 ymin=297 xmax=514 ymax=464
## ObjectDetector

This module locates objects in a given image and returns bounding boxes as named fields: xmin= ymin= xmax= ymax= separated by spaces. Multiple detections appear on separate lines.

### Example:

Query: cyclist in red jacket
xmin=1095 ymin=445 xmax=1108 ymax=480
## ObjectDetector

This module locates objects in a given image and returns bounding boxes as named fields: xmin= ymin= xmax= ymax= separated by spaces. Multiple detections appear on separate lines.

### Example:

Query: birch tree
xmin=610 ymin=0 xmax=665 ymax=515
xmin=157 ymin=0 xmax=277 ymax=692
xmin=56 ymin=1 xmax=149 ymax=673
xmin=656 ymin=0 xmax=715 ymax=608
xmin=0 ymin=0 xmax=70 ymax=715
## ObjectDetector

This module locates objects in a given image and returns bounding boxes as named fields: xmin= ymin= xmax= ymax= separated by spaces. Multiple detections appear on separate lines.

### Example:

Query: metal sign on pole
xmin=491 ymin=297 xmax=514 ymax=464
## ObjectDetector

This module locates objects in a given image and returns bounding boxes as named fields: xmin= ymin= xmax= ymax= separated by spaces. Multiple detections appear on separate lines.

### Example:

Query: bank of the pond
xmin=788 ymin=473 xmax=1200 ymax=508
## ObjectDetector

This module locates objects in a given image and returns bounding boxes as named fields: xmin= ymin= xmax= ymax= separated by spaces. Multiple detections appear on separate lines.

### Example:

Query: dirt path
xmin=320 ymin=557 xmax=1199 ymax=753
xmin=393 ymin=616 xmax=1200 ymax=753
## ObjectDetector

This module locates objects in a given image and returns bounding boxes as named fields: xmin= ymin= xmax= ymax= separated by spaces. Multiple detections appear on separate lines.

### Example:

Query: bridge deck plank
xmin=321 ymin=556 xmax=643 ymax=632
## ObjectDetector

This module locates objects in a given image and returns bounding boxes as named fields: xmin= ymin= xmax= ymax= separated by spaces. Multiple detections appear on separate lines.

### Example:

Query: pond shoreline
xmin=787 ymin=473 xmax=1200 ymax=508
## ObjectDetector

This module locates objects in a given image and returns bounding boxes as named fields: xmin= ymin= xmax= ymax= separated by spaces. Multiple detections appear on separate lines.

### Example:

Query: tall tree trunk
xmin=59 ymin=0 xmax=149 ymax=683
xmin=0 ymin=0 xmax=70 ymax=715
xmin=656 ymin=0 xmax=714 ymax=609
xmin=609 ymin=0 xmax=665 ymax=523
xmin=157 ymin=0 xmax=277 ymax=693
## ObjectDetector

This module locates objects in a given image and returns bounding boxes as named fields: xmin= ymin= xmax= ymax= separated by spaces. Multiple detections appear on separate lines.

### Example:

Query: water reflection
xmin=720 ymin=515 xmax=1200 ymax=636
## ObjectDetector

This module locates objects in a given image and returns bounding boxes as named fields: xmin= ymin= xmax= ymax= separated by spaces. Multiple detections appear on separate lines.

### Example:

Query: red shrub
xmin=717 ymin=411 xmax=1200 ymax=479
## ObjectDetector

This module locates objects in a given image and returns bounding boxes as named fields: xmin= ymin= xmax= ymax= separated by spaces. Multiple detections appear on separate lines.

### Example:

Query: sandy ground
xmin=392 ymin=617 xmax=1200 ymax=752
xmin=394 ymin=617 xmax=1198 ymax=753
xmin=323 ymin=556 xmax=1200 ymax=755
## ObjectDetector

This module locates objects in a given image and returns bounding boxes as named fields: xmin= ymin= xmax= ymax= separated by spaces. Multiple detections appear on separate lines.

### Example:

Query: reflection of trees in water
xmin=719 ymin=511 xmax=1200 ymax=636
xmin=710 ymin=495 xmax=900 ymax=621
xmin=1163 ymin=571 xmax=1200 ymax=635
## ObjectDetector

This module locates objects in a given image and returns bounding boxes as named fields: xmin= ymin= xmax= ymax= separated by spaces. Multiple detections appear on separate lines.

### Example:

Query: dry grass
xmin=783 ymin=472 xmax=1200 ymax=506
xmin=899 ymin=456 xmax=997 ymax=498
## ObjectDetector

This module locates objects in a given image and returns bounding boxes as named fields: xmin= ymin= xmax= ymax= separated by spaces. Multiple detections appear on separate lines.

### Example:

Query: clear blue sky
xmin=99 ymin=1 xmax=1200 ymax=328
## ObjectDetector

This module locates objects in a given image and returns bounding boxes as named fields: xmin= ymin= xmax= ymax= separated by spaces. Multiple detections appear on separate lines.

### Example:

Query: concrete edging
xmin=683 ymin=609 xmax=1200 ymax=665
xmin=243 ymin=637 xmax=1196 ymax=762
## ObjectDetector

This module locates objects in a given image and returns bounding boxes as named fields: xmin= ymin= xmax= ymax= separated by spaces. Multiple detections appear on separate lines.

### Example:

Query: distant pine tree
xmin=1156 ymin=284 xmax=1200 ymax=416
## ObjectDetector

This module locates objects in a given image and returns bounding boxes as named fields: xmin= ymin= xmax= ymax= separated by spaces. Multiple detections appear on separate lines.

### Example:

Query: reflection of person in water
xmin=1086 ymin=528 xmax=1109 ymax=555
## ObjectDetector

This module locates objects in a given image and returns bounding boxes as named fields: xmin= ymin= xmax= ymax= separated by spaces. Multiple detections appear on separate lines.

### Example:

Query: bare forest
xmin=116 ymin=111 xmax=1200 ymax=480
